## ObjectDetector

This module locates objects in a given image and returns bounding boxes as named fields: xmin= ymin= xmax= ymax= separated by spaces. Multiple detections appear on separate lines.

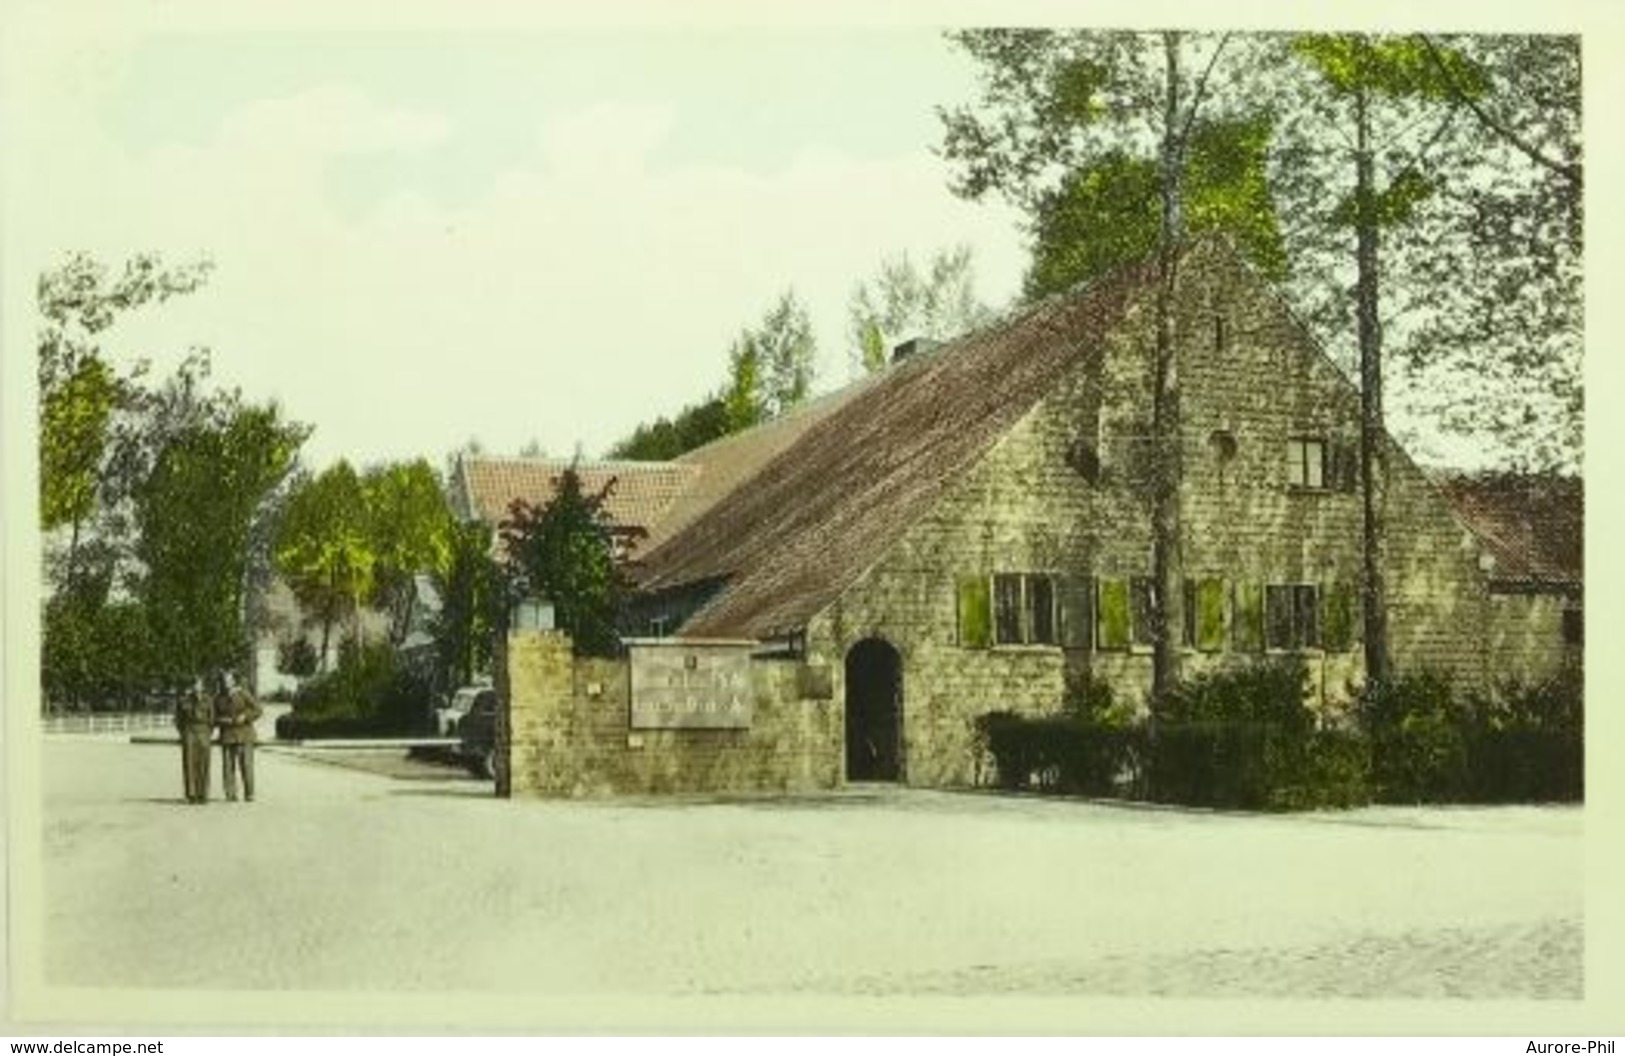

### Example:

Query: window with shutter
xmin=1097 ymin=579 xmax=1131 ymax=651
xmin=956 ymin=577 xmax=991 ymax=649
xmin=1322 ymin=583 xmax=1356 ymax=651
xmin=1293 ymin=584 xmax=1320 ymax=648
xmin=1196 ymin=578 xmax=1226 ymax=652
xmin=1234 ymin=581 xmax=1264 ymax=652
xmin=1129 ymin=576 xmax=1156 ymax=647
xmin=1058 ymin=575 xmax=1093 ymax=650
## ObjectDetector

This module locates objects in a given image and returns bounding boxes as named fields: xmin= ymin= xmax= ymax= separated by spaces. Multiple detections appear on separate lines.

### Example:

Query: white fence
xmin=42 ymin=711 xmax=174 ymax=735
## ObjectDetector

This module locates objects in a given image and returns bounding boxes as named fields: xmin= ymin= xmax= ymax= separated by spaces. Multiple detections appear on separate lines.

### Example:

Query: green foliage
xmin=975 ymin=711 xmax=1140 ymax=796
xmin=429 ymin=517 xmax=502 ymax=690
xmin=274 ymin=461 xmax=374 ymax=655
xmin=277 ymin=640 xmax=431 ymax=738
xmin=42 ymin=597 xmax=157 ymax=711
xmin=275 ymin=637 xmax=320 ymax=678
xmin=499 ymin=464 xmax=638 ymax=657
xmin=40 ymin=354 xmax=119 ymax=532
xmin=609 ymin=395 xmax=733 ymax=460
xmin=1063 ymin=669 xmax=1121 ymax=724
xmin=1160 ymin=657 xmax=1311 ymax=729
xmin=847 ymin=245 xmax=994 ymax=374
xmin=362 ymin=459 xmax=454 ymax=643
xmin=1290 ymin=34 xmax=1487 ymax=102
xmin=1025 ymin=116 xmax=1287 ymax=299
xmin=135 ymin=402 xmax=306 ymax=683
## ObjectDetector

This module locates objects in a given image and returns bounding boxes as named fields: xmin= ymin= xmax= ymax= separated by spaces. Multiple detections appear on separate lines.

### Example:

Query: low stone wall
xmin=501 ymin=631 xmax=842 ymax=798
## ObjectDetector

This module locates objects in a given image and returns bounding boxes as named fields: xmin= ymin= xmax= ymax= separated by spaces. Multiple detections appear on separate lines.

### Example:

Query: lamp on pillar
xmin=510 ymin=595 xmax=556 ymax=633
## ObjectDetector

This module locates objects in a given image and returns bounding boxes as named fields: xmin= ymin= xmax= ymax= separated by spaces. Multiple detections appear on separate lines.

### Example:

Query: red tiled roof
xmin=633 ymin=256 xmax=1157 ymax=639
xmin=1438 ymin=472 xmax=1583 ymax=592
xmin=456 ymin=457 xmax=700 ymax=556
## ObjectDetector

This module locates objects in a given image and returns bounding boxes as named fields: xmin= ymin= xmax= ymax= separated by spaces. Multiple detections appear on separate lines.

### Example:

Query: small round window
xmin=1208 ymin=430 xmax=1238 ymax=461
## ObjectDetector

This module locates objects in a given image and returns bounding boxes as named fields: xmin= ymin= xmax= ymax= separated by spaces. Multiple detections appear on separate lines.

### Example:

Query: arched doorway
xmin=845 ymin=638 xmax=903 ymax=782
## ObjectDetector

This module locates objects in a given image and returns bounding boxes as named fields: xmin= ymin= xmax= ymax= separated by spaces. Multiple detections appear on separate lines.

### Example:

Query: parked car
xmin=457 ymin=688 xmax=500 ymax=779
xmin=434 ymin=683 xmax=492 ymax=736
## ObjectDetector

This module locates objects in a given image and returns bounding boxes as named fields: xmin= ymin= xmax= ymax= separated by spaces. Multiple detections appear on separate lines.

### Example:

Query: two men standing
xmin=174 ymin=670 xmax=262 ymax=804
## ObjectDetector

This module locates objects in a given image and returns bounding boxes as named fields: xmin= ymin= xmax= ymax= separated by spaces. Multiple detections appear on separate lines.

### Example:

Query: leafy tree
xmin=37 ymin=253 xmax=212 ymax=596
xmin=1024 ymin=114 xmax=1286 ymax=299
xmin=135 ymin=401 xmax=306 ymax=684
xmin=847 ymin=245 xmax=996 ymax=375
xmin=498 ymin=464 xmax=643 ymax=657
xmin=429 ymin=518 xmax=502 ymax=689
xmin=1277 ymin=32 xmax=1498 ymax=688
xmin=723 ymin=332 xmax=767 ymax=431
xmin=941 ymin=29 xmax=1250 ymax=707
xmin=608 ymin=395 xmax=734 ymax=460
xmin=753 ymin=289 xmax=817 ymax=418
xmin=273 ymin=461 xmax=374 ymax=667
xmin=362 ymin=459 xmax=454 ymax=644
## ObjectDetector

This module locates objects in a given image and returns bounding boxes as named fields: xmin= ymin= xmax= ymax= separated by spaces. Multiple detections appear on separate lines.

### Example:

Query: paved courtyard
xmin=39 ymin=736 xmax=1582 ymax=1001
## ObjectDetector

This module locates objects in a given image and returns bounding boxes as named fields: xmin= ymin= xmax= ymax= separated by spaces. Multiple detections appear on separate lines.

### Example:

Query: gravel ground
xmin=40 ymin=737 xmax=1583 ymax=1000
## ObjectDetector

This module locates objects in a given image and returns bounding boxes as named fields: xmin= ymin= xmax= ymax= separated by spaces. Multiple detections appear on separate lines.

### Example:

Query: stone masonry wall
xmin=502 ymin=631 xmax=841 ymax=798
xmin=803 ymin=244 xmax=1551 ymax=789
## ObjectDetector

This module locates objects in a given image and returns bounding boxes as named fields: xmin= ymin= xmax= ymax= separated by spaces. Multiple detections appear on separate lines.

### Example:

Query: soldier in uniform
xmin=174 ymin=677 xmax=215 ymax=804
xmin=215 ymin=671 xmax=263 ymax=802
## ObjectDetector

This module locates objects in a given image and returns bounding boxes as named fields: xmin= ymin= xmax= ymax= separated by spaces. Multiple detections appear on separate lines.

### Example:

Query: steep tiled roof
xmin=652 ymin=376 xmax=886 ymax=545
xmin=456 ymin=457 xmax=700 ymax=551
xmin=1438 ymin=472 xmax=1583 ymax=593
xmin=633 ymin=259 xmax=1156 ymax=639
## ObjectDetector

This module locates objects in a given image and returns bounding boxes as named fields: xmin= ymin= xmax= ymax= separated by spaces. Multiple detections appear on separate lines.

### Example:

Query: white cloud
xmin=7 ymin=62 xmax=1028 ymax=471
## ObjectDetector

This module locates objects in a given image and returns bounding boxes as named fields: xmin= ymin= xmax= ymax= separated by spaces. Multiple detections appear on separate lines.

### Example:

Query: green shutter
xmin=1097 ymin=579 xmax=1131 ymax=651
xmin=1323 ymin=582 xmax=1356 ymax=651
xmin=956 ymin=576 xmax=991 ymax=649
xmin=1233 ymin=580 xmax=1264 ymax=653
xmin=1197 ymin=577 xmax=1226 ymax=652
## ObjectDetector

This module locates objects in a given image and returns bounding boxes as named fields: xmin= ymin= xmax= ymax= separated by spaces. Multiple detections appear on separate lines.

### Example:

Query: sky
xmin=4 ymin=17 xmax=1032 ymax=470
xmin=2 ymin=3 xmax=1611 ymax=477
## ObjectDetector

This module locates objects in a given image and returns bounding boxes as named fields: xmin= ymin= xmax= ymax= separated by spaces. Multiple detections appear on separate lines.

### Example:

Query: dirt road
xmin=39 ymin=737 xmax=1582 ymax=1000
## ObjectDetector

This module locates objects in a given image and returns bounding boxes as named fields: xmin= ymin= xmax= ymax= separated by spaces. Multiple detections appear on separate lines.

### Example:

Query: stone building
xmin=597 ymin=238 xmax=1583 ymax=790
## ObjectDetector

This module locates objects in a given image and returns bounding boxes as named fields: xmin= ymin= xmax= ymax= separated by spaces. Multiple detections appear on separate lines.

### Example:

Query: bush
xmin=975 ymin=711 xmax=1142 ymax=796
xmin=1463 ymin=671 xmax=1583 ymax=802
xmin=1358 ymin=672 xmax=1471 ymax=803
xmin=277 ymin=640 xmax=432 ymax=740
xmin=1159 ymin=657 xmax=1312 ymax=732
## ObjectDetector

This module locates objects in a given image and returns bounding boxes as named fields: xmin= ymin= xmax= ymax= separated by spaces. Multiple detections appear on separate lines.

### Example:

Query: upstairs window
xmin=1286 ymin=438 xmax=1326 ymax=489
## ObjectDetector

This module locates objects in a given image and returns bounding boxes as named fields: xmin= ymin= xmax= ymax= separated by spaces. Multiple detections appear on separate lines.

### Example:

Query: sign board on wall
xmin=627 ymin=640 xmax=754 ymax=729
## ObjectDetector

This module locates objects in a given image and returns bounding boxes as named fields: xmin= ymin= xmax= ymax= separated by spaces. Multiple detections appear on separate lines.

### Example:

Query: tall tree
xmin=1282 ymin=33 xmax=1494 ymax=687
xmin=753 ymin=289 xmax=817 ymax=418
xmin=37 ymin=253 xmax=213 ymax=596
xmin=136 ymin=400 xmax=306 ymax=683
xmin=363 ymin=460 xmax=455 ymax=645
xmin=609 ymin=395 xmax=734 ymax=461
xmin=498 ymin=464 xmax=642 ymax=657
xmin=274 ymin=461 xmax=375 ymax=667
xmin=429 ymin=518 xmax=502 ymax=690
xmin=941 ymin=30 xmax=1249 ymax=707
xmin=847 ymin=245 xmax=996 ymax=375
